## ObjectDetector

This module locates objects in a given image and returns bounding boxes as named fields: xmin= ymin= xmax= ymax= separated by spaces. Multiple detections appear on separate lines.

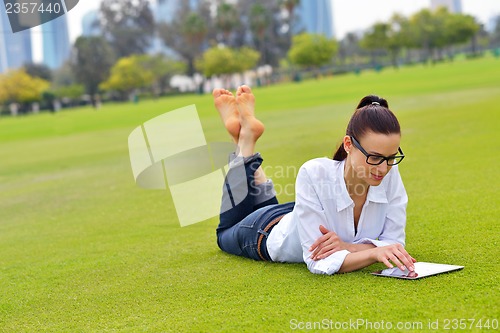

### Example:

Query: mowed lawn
xmin=0 ymin=56 xmax=499 ymax=332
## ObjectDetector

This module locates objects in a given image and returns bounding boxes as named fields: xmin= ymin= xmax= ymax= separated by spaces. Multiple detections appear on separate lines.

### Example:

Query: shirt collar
xmin=335 ymin=160 xmax=353 ymax=212
xmin=335 ymin=160 xmax=388 ymax=212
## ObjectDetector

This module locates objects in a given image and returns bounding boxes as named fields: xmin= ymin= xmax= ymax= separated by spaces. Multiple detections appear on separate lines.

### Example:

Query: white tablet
xmin=371 ymin=262 xmax=464 ymax=280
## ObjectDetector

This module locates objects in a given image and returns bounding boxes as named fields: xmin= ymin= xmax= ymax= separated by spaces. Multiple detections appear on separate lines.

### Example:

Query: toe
xmin=212 ymin=89 xmax=222 ymax=98
xmin=240 ymin=85 xmax=252 ymax=94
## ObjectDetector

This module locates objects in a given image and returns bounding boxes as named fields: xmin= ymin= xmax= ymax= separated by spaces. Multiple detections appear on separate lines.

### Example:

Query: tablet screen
xmin=371 ymin=262 xmax=464 ymax=279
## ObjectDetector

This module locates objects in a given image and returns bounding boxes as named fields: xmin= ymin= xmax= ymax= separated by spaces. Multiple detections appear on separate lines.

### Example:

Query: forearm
xmin=338 ymin=244 xmax=416 ymax=274
xmin=338 ymin=249 xmax=377 ymax=273
xmin=345 ymin=243 xmax=376 ymax=253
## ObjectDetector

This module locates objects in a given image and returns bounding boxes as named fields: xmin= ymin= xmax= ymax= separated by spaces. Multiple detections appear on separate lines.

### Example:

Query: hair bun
xmin=356 ymin=95 xmax=389 ymax=109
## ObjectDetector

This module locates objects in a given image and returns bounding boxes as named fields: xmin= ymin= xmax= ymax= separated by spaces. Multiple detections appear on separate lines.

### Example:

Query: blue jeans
xmin=216 ymin=153 xmax=294 ymax=261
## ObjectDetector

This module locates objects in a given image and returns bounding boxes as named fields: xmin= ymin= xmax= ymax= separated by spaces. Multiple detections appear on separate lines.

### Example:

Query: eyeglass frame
xmin=350 ymin=136 xmax=405 ymax=166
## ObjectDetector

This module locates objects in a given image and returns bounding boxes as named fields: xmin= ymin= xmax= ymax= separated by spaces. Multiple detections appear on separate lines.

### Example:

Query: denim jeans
xmin=216 ymin=153 xmax=294 ymax=261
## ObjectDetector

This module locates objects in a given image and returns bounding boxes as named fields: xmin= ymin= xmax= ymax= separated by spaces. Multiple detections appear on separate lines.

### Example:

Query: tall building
xmin=41 ymin=14 xmax=70 ymax=69
xmin=82 ymin=10 xmax=101 ymax=37
xmin=294 ymin=0 xmax=335 ymax=38
xmin=0 ymin=9 xmax=33 ymax=73
xmin=430 ymin=0 xmax=462 ymax=13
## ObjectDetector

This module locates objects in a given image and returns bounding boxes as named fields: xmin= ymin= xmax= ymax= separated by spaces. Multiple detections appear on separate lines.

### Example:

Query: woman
xmin=214 ymin=85 xmax=416 ymax=275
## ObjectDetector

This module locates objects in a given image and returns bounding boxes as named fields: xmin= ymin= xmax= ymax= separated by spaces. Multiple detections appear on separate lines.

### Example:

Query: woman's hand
xmin=309 ymin=225 xmax=348 ymax=260
xmin=371 ymin=243 xmax=417 ymax=272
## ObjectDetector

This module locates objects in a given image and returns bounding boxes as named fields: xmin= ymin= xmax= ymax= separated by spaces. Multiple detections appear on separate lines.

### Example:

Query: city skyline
xmin=41 ymin=14 xmax=71 ymax=69
xmin=65 ymin=0 xmax=500 ymax=43
xmin=295 ymin=0 xmax=335 ymax=39
xmin=0 ymin=8 xmax=32 ymax=73
xmin=1 ymin=0 xmax=500 ymax=72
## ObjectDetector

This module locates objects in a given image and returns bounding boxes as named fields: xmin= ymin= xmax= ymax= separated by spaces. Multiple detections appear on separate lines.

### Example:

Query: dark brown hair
xmin=333 ymin=95 xmax=401 ymax=161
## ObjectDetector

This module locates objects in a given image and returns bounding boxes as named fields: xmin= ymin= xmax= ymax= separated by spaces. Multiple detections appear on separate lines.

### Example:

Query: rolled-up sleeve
xmin=294 ymin=165 xmax=350 ymax=275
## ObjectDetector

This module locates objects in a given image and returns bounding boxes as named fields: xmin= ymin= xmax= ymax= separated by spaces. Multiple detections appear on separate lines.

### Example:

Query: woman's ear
xmin=343 ymin=136 xmax=352 ymax=154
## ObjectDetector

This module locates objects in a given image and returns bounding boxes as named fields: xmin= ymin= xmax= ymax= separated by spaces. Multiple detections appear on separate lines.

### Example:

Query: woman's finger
xmin=382 ymin=257 xmax=393 ymax=269
xmin=316 ymin=249 xmax=336 ymax=260
xmin=389 ymin=254 xmax=405 ymax=271
xmin=309 ymin=234 xmax=330 ymax=251
xmin=395 ymin=248 xmax=416 ymax=271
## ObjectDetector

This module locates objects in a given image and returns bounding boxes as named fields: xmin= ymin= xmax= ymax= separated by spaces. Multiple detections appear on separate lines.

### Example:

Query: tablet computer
xmin=371 ymin=262 xmax=464 ymax=280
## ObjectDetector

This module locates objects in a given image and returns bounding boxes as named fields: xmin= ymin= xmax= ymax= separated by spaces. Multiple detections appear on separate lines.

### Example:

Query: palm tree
xmin=216 ymin=3 xmax=239 ymax=45
xmin=280 ymin=0 xmax=300 ymax=46
xmin=249 ymin=3 xmax=272 ymax=64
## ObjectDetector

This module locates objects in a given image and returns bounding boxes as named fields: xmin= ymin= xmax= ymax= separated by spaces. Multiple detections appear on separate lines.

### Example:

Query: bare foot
xmin=213 ymin=88 xmax=240 ymax=143
xmin=236 ymin=85 xmax=264 ymax=143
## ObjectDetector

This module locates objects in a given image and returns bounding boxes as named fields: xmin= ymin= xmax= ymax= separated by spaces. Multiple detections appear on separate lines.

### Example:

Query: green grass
xmin=1 ymin=57 xmax=499 ymax=332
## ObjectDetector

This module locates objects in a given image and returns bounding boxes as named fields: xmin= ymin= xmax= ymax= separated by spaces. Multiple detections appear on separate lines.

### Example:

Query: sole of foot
xmin=213 ymin=88 xmax=240 ymax=143
xmin=236 ymin=85 xmax=264 ymax=142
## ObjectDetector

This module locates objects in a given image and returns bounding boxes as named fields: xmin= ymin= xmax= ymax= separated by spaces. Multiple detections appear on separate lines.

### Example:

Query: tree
xmin=288 ymin=33 xmax=337 ymax=70
xmin=280 ymin=0 xmax=300 ymax=47
xmin=409 ymin=8 xmax=481 ymax=62
xmin=138 ymin=54 xmax=186 ymax=96
xmin=99 ymin=0 xmax=155 ymax=58
xmin=491 ymin=16 xmax=500 ymax=47
xmin=99 ymin=55 xmax=154 ymax=100
xmin=248 ymin=2 xmax=272 ymax=65
xmin=233 ymin=0 xmax=288 ymax=67
xmin=215 ymin=2 xmax=240 ymax=45
xmin=23 ymin=63 xmax=52 ymax=81
xmin=195 ymin=46 xmax=260 ymax=78
xmin=410 ymin=9 xmax=437 ymax=62
xmin=52 ymin=84 xmax=86 ymax=104
xmin=0 ymin=69 xmax=50 ymax=114
xmin=445 ymin=13 xmax=480 ymax=54
xmin=387 ymin=14 xmax=413 ymax=67
xmin=338 ymin=32 xmax=363 ymax=66
xmin=158 ymin=1 xmax=211 ymax=75
xmin=71 ymin=36 xmax=115 ymax=106
xmin=360 ymin=22 xmax=390 ymax=66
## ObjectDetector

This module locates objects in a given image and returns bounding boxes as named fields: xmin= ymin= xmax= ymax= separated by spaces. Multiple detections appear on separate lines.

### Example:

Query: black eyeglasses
xmin=350 ymin=136 xmax=405 ymax=166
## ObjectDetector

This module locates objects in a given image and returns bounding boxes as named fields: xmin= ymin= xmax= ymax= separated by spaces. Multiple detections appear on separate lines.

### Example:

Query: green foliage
xmin=23 ymin=63 xmax=52 ymax=82
xmin=215 ymin=2 xmax=240 ymax=40
xmin=409 ymin=8 xmax=480 ymax=55
xmin=182 ymin=12 xmax=208 ymax=44
xmin=445 ymin=13 xmax=480 ymax=45
xmin=72 ymin=36 xmax=115 ymax=96
xmin=52 ymin=84 xmax=85 ymax=100
xmin=99 ymin=55 xmax=154 ymax=94
xmin=99 ymin=54 xmax=185 ymax=97
xmin=0 ymin=57 xmax=498 ymax=331
xmin=196 ymin=46 xmax=260 ymax=77
xmin=360 ymin=22 xmax=391 ymax=51
xmin=157 ymin=1 xmax=211 ymax=75
xmin=288 ymin=33 xmax=338 ymax=68
xmin=249 ymin=3 xmax=271 ymax=39
xmin=99 ymin=0 xmax=155 ymax=58
xmin=0 ymin=69 xmax=50 ymax=104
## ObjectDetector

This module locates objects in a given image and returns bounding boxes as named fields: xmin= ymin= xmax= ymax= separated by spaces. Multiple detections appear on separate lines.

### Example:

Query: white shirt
xmin=266 ymin=158 xmax=408 ymax=275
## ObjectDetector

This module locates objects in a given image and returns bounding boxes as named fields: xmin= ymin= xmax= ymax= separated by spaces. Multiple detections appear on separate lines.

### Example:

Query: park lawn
xmin=0 ymin=56 xmax=499 ymax=332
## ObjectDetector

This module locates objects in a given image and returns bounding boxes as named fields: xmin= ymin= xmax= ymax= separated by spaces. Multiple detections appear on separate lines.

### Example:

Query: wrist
xmin=346 ymin=243 xmax=376 ymax=253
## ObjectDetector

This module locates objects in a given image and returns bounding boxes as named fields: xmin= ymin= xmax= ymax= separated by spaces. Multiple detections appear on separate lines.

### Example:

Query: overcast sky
xmin=333 ymin=0 xmax=500 ymax=38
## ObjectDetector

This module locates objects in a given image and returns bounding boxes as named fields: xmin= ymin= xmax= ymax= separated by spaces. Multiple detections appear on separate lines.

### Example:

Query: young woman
xmin=214 ymin=85 xmax=416 ymax=275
